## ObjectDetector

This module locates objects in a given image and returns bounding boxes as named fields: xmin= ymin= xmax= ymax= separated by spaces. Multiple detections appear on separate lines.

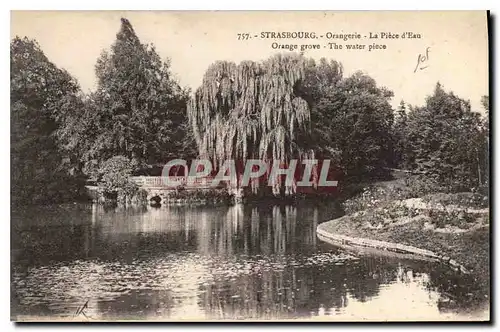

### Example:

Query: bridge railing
xmin=130 ymin=176 xmax=223 ymax=189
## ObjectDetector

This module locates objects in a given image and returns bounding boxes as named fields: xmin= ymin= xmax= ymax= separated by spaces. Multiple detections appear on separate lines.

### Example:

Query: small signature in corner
xmin=74 ymin=299 xmax=91 ymax=319
xmin=414 ymin=47 xmax=431 ymax=73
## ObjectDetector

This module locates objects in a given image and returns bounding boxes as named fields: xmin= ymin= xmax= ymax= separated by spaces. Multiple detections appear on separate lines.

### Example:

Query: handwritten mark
xmin=414 ymin=47 xmax=431 ymax=73
xmin=74 ymin=299 xmax=90 ymax=319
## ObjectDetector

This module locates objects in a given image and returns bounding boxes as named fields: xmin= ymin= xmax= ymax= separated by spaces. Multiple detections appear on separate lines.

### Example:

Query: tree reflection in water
xmin=11 ymin=202 xmax=488 ymax=320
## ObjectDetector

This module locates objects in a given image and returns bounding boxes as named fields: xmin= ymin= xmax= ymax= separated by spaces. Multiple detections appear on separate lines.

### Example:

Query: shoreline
xmin=316 ymin=222 xmax=468 ymax=273
xmin=316 ymin=195 xmax=490 ymax=276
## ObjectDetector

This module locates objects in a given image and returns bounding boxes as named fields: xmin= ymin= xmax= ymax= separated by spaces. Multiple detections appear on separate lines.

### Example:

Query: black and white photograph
xmin=10 ymin=10 xmax=490 ymax=322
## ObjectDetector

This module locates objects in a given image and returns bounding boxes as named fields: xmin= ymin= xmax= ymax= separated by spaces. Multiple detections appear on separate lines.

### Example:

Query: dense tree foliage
xmin=189 ymin=54 xmax=396 ymax=192
xmin=188 ymin=54 xmax=321 ymax=194
xmin=59 ymin=18 xmax=195 ymax=179
xmin=481 ymin=95 xmax=489 ymax=113
xmin=308 ymin=71 xmax=395 ymax=180
xmin=392 ymin=100 xmax=409 ymax=169
xmin=11 ymin=37 xmax=84 ymax=205
xmin=188 ymin=54 xmax=312 ymax=166
xmin=397 ymin=83 xmax=488 ymax=190
xmin=11 ymin=17 xmax=489 ymax=204
xmin=295 ymin=58 xmax=344 ymax=158
xmin=12 ymin=19 xmax=197 ymax=204
xmin=97 ymin=155 xmax=139 ymax=200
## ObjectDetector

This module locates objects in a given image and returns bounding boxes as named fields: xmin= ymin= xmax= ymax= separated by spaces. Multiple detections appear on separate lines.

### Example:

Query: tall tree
xmin=310 ymin=71 xmax=395 ymax=180
xmin=189 ymin=54 xmax=396 ymax=192
xmin=404 ymin=83 xmax=487 ymax=189
xmin=11 ymin=37 xmax=82 ymax=205
xmin=480 ymin=95 xmax=489 ymax=187
xmin=75 ymin=18 xmax=194 ymax=177
xmin=393 ymin=100 xmax=409 ymax=168
xmin=188 ymin=53 xmax=313 ymax=167
xmin=481 ymin=95 xmax=489 ymax=113
xmin=295 ymin=58 xmax=344 ymax=159
xmin=188 ymin=54 xmax=322 ymax=194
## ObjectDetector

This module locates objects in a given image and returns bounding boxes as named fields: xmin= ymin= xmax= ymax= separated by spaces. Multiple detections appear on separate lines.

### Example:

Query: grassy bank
xmin=319 ymin=176 xmax=490 ymax=294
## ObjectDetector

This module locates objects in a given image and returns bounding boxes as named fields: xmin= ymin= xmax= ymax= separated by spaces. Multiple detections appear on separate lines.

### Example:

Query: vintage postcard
xmin=10 ymin=11 xmax=490 ymax=322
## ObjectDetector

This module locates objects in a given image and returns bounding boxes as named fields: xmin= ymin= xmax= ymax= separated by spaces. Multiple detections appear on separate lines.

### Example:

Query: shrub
xmin=421 ymin=192 xmax=489 ymax=209
xmin=403 ymin=175 xmax=444 ymax=198
xmin=97 ymin=156 xmax=139 ymax=202
xmin=427 ymin=209 xmax=477 ymax=229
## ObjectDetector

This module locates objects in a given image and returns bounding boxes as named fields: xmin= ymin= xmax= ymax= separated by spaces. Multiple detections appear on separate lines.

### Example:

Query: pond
xmin=11 ymin=202 xmax=489 ymax=321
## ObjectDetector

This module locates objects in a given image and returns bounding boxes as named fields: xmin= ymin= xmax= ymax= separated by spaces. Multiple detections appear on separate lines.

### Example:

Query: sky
xmin=10 ymin=11 xmax=489 ymax=111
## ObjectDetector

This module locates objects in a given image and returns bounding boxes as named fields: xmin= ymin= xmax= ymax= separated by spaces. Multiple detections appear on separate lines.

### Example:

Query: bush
xmin=421 ymin=192 xmax=489 ymax=209
xmin=342 ymin=175 xmax=443 ymax=214
xmin=160 ymin=188 xmax=234 ymax=204
xmin=403 ymin=176 xmax=444 ymax=198
xmin=427 ymin=209 xmax=477 ymax=229
xmin=97 ymin=156 xmax=139 ymax=202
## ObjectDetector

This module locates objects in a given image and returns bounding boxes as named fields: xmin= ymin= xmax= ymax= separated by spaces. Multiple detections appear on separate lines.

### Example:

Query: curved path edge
xmin=316 ymin=223 xmax=470 ymax=274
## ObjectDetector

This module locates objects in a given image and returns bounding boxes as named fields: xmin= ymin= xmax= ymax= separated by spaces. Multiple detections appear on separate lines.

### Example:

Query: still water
xmin=11 ymin=202 xmax=488 ymax=321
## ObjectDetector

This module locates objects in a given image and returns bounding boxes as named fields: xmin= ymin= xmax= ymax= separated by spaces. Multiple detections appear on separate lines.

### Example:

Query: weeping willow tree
xmin=188 ymin=53 xmax=331 ymax=195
